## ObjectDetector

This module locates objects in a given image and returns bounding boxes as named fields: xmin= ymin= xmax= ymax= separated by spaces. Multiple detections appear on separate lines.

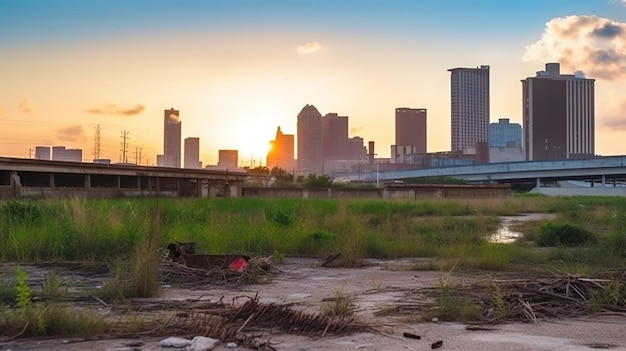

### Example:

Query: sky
xmin=2 ymin=0 xmax=626 ymax=166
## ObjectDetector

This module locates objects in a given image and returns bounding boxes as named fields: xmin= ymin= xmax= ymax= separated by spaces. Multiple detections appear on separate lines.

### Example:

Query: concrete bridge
xmin=348 ymin=156 xmax=626 ymax=196
xmin=0 ymin=157 xmax=248 ymax=199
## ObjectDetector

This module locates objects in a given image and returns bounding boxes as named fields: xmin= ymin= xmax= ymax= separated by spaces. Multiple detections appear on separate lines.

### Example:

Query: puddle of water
xmin=490 ymin=213 xmax=556 ymax=243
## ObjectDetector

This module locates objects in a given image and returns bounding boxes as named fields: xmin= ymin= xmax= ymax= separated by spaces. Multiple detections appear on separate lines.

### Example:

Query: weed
xmin=321 ymin=289 xmax=356 ymax=317
xmin=435 ymin=279 xmax=482 ymax=322
xmin=588 ymin=280 xmax=626 ymax=313
xmin=41 ymin=269 xmax=67 ymax=298
xmin=272 ymin=251 xmax=285 ymax=264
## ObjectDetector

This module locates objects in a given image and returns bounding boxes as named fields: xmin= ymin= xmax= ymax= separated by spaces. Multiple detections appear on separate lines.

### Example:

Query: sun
xmin=234 ymin=124 xmax=273 ymax=167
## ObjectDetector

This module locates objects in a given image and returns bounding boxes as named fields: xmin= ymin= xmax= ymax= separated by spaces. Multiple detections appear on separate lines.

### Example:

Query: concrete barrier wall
xmin=0 ymin=186 xmax=16 ymax=199
xmin=243 ymin=186 xmax=509 ymax=199
xmin=531 ymin=187 xmax=626 ymax=197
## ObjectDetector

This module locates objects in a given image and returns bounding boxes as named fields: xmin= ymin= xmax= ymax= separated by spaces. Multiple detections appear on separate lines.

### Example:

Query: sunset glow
xmin=2 ymin=1 xmax=626 ymax=166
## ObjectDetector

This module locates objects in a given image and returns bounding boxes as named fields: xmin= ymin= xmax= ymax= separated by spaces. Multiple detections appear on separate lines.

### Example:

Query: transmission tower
xmin=120 ymin=130 xmax=130 ymax=163
xmin=93 ymin=124 xmax=101 ymax=160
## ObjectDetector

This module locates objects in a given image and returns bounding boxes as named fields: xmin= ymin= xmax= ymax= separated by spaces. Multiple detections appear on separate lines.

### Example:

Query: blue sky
xmin=1 ymin=0 xmax=626 ymax=165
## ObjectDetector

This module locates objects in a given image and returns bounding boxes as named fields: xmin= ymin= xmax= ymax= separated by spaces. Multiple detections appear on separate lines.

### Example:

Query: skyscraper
xmin=297 ymin=104 xmax=323 ymax=175
xmin=449 ymin=65 xmax=490 ymax=152
xmin=267 ymin=126 xmax=295 ymax=172
xmin=218 ymin=150 xmax=238 ymax=169
xmin=522 ymin=63 xmax=595 ymax=161
xmin=35 ymin=146 xmax=50 ymax=160
xmin=395 ymin=108 xmax=427 ymax=154
xmin=489 ymin=118 xmax=522 ymax=148
xmin=184 ymin=137 xmax=202 ymax=169
xmin=163 ymin=108 xmax=182 ymax=168
xmin=322 ymin=113 xmax=349 ymax=160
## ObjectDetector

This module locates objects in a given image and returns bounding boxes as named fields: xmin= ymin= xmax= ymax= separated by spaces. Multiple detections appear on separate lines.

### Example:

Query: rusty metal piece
xmin=167 ymin=243 xmax=250 ymax=271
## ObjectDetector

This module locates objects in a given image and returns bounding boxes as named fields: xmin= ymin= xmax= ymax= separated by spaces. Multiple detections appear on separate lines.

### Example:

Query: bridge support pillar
xmin=536 ymin=177 xmax=541 ymax=188
xmin=602 ymin=175 xmax=606 ymax=187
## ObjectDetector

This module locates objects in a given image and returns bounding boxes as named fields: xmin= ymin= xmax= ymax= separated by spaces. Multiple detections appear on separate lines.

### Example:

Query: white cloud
xmin=297 ymin=41 xmax=321 ymax=54
xmin=523 ymin=15 xmax=626 ymax=80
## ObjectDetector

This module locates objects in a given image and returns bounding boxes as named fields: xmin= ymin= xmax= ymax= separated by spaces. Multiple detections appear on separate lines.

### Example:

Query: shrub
xmin=536 ymin=222 xmax=596 ymax=247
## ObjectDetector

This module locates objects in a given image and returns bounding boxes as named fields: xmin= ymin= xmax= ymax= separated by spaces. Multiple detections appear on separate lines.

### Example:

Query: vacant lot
xmin=2 ymin=257 xmax=626 ymax=351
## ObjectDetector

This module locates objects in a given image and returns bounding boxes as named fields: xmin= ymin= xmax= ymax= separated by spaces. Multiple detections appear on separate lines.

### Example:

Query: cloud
xmin=297 ymin=41 xmax=321 ymax=54
xmin=56 ymin=125 xmax=86 ymax=142
xmin=523 ymin=15 xmax=626 ymax=80
xmin=350 ymin=126 xmax=364 ymax=135
xmin=19 ymin=99 xmax=31 ymax=113
xmin=86 ymin=104 xmax=145 ymax=116
xmin=602 ymin=99 xmax=626 ymax=130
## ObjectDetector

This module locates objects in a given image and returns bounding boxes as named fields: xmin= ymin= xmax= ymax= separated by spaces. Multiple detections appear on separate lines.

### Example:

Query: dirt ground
xmin=2 ymin=257 xmax=626 ymax=351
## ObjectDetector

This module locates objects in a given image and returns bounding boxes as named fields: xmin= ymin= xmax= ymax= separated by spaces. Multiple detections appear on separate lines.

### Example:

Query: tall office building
xmin=267 ymin=126 xmax=295 ymax=172
xmin=297 ymin=104 xmax=323 ymax=175
xmin=163 ymin=108 xmax=182 ymax=168
xmin=322 ymin=113 xmax=349 ymax=159
xmin=35 ymin=146 xmax=51 ymax=160
xmin=395 ymin=108 xmax=427 ymax=154
xmin=449 ymin=65 xmax=490 ymax=152
xmin=522 ymin=63 xmax=595 ymax=161
xmin=489 ymin=118 xmax=522 ymax=148
xmin=184 ymin=137 xmax=202 ymax=169
xmin=218 ymin=150 xmax=238 ymax=169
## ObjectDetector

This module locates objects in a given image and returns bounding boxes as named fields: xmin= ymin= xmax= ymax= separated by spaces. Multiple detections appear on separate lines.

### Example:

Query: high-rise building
xmin=51 ymin=146 xmax=82 ymax=162
xmin=522 ymin=63 xmax=595 ymax=161
xmin=297 ymin=104 xmax=323 ymax=175
xmin=322 ymin=113 xmax=349 ymax=160
xmin=163 ymin=108 xmax=182 ymax=168
xmin=218 ymin=150 xmax=238 ymax=169
xmin=449 ymin=65 xmax=490 ymax=152
xmin=35 ymin=146 xmax=50 ymax=160
xmin=267 ymin=126 xmax=295 ymax=172
xmin=395 ymin=108 xmax=427 ymax=154
xmin=184 ymin=137 xmax=202 ymax=169
xmin=489 ymin=118 xmax=522 ymax=148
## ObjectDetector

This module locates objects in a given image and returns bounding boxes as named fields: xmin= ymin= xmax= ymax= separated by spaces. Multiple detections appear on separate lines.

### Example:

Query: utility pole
xmin=120 ymin=130 xmax=130 ymax=163
xmin=29 ymin=148 xmax=33 ymax=158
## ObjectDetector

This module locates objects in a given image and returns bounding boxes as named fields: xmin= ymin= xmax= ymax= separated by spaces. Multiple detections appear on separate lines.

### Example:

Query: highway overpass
xmin=348 ymin=156 xmax=626 ymax=193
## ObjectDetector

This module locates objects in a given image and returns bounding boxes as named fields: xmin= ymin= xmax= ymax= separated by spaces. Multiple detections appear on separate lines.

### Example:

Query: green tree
xmin=304 ymin=174 xmax=333 ymax=188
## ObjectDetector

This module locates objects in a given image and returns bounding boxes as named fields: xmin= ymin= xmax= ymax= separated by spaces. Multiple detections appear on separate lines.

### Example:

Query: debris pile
xmin=160 ymin=243 xmax=276 ymax=288
xmin=159 ymin=296 xmax=373 ymax=350
xmin=400 ymin=273 xmax=626 ymax=324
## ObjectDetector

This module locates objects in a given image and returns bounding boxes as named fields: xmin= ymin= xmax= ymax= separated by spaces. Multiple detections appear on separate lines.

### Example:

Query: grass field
xmin=0 ymin=195 xmax=625 ymax=272
xmin=1 ymin=194 xmax=626 ymax=336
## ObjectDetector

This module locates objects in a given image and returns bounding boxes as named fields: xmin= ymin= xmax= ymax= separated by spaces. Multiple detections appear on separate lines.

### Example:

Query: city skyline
xmin=2 ymin=1 xmax=626 ymax=166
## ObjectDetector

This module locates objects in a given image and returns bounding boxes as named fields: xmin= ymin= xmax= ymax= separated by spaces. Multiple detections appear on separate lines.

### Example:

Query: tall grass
xmin=1 ymin=196 xmax=626 ymax=271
